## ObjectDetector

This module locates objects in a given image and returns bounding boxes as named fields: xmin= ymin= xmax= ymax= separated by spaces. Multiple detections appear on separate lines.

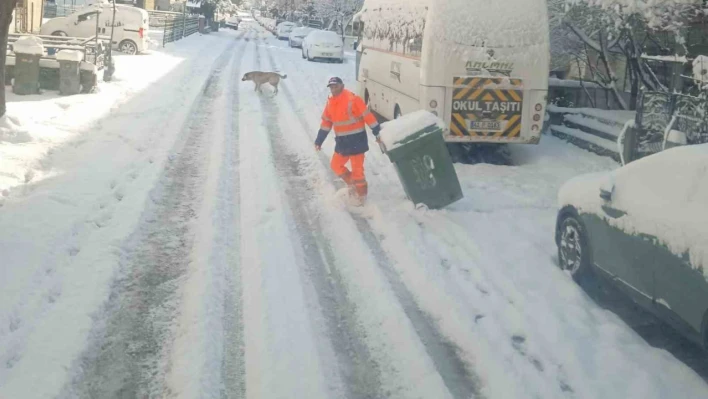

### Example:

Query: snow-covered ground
xmin=2 ymin=22 xmax=708 ymax=398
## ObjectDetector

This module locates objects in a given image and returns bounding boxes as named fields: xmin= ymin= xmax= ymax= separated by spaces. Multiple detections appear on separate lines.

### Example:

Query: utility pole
xmin=103 ymin=0 xmax=117 ymax=81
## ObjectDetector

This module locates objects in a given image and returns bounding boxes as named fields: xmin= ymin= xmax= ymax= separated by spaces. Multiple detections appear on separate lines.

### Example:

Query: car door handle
xmin=601 ymin=205 xmax=626 ymax=219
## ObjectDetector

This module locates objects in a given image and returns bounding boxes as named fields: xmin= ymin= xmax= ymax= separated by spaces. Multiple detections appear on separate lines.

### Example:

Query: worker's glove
xmin=372 ymin=125 xmax=381 ymax=137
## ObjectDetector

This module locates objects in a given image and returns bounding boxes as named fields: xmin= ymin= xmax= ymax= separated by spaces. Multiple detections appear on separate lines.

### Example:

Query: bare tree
xmin=313 ymin=0 xmax=363 ymax=37
xmin=551 ymin=0 xmax=703 ymax=109
xmin=1 ymin=0 xmax=18 ymax=118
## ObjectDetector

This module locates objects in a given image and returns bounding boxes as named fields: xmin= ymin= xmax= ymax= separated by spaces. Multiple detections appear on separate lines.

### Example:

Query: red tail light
xmin=139 ymin=28 xmax=144 ymax=39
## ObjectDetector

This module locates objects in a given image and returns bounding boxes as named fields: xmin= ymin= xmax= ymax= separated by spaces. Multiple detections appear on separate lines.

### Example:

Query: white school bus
xmin=354 ymin=0 xmax=550 ymax=145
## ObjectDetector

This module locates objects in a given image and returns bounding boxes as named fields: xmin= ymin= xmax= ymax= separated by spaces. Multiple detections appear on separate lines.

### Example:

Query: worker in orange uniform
xmin=315 ymin=77 xmax=381 ymax=204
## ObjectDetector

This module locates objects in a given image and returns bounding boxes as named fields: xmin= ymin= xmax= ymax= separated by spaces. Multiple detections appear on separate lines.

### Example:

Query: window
xmin=361 ymin=4 xmax=427 ymax=58
xmin=78 ymin=13 xmax=94 ymax=23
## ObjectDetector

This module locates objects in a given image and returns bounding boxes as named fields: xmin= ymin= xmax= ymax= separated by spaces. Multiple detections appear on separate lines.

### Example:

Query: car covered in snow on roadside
xmin=555 ymin=144 xmax=708 ymax=348
xmin=40 ymin=3 xmax=149 ymax=55
xmin=288 ymin=27 xmax=314 ymax=48
xmin=276 ymin=22 xmax=297 ymax=40
xmin=225 ymin=16 xmax=240 ymax=30
xmin=301 ymin=30 xmax=344 ymax=63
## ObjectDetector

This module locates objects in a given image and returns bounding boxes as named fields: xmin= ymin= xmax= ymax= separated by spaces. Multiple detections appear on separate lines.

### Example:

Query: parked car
xmin=40 ymin=3 xmax=149 ymax=55
xmin=288 ymin=27 xmax=314 ymax=48
xmin=301 ymin=30 xmax=344 ymax=63
xmin=225 ymin=16 xmax=240 ymax=30
xmin=307 ymin=18 xmax=324 ymax=29
xmin=556 ymin=144 xmax=708 ymax=347
xmin=276 ymin=22 xmax=296 ymax=39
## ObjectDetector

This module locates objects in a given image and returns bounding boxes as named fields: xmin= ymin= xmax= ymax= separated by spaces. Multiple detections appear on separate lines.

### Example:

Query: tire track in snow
xmin=217 ymin=30 xmax=251 ymax=399
xmin=253 ymin=38 xmax=385 ymax=399
xmin=238 ymin=33 xmax=334 ymax=399
xmin=260 ymin=35 xmax=483 ymax=399
xmin=62 ymin=35 xmax=243 ymax=398
xmin=278 ymin=42 xmax=575 ymax=397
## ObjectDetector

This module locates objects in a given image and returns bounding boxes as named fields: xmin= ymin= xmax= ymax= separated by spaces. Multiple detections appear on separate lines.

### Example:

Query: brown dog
xmin=241 ymin=71 xmax=287 ymax=94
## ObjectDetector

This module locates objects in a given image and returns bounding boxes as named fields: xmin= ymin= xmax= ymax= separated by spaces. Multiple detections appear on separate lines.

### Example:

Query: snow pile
xmin=548 ymin=105 xmax=636 ymax=126
xmin=692 ymin=55 xmax=708 ymax=84
xmin=642 ymin=54 xmax=688 ymax=63
xmin=559 ymin=144 xmax=708 ymax=273
xmin=429 ymin=0 xmax=548 ymax=49
xmin=380 ymin=110 xmax=445 ymax=150
xmin=13 ymin=36 xmax=44 ymax=56
xmin=564 ymin=113 xmax=622 ymax=137
xmin=56 ymin=49 xmax=84 ymax=62
xmin=549 ymin=77 xmax=602 ymax=88
xmin=0 ymin=114 xmax=32 ymax=144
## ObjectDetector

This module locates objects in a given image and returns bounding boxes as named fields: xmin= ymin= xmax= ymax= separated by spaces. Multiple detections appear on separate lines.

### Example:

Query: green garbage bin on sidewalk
xmin=57 ymin=49 xmax=83 ymax=95
xmin=12 ymin=36 xmax=44 ymax=95
xmin=381 ymin=110 xmax=464 ymax=209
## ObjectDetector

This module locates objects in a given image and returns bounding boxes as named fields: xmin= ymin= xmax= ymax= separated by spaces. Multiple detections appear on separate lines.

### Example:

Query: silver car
xmin=289 ymin=27 xmax=314 ymax=48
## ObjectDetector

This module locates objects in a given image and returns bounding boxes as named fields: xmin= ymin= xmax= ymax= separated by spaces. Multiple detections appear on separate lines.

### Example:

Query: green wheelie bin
xmin=382 ymin=111 xmax=464 ymax=209
xmin=12 ymin=36 xmax=45 ymax=96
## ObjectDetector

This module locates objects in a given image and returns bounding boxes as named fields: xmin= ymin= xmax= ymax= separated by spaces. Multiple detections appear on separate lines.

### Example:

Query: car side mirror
xmin=600 ymin=188 xmax=612 ymax=201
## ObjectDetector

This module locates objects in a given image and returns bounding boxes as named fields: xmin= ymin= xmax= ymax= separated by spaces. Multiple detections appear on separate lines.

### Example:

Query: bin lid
xmin=381 ymin=110 xmax=445 ymax=151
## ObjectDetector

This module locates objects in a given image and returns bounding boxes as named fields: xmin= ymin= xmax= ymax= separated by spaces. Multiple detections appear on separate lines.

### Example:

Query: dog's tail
xmin=280 ymin=74 xmax=288 ymax=79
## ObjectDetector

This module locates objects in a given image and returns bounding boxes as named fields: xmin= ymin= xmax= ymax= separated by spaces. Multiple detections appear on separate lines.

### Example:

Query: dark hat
xmin=327 ymin=77 xmax=344 ymax=87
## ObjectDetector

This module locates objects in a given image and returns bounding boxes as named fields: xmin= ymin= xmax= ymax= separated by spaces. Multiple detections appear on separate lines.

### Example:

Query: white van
xmin=40 ymin=3 xmax=149 ymax=55
xmin=276 ymin=22 xmax=297 ymax=40
xmin=355 ymin=0 xmax=549 ymax=145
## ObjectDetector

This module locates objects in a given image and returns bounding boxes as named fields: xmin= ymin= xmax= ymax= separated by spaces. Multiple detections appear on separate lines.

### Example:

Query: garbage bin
xmin=12 ymin=36 xmax=44 ymax=95
xmin=57 ymin=50 xmax=83 ymax=95
xmin=382 ymin=111 xmax=464 ymax=209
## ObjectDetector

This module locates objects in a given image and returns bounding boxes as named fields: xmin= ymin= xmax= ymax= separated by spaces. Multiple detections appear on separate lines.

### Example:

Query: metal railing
xmin=6 ymin=33 xmax=107 ymax=67
xmin=635 ymin=92 xmax=708 ymax=158
xmin=163 ymin=15 xmax=200 ymax=46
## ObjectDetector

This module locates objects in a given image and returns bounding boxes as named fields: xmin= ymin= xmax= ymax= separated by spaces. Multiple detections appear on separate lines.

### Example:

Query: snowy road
xmin=2 ymin=22 xmax=708 ymax=399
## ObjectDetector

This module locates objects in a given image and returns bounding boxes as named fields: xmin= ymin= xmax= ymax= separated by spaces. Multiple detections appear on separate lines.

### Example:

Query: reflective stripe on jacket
xmin=316 ymin=89 xmax=379 ymax=155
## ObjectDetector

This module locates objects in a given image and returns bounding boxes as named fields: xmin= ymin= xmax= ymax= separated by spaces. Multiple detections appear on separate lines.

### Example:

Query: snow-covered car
xmin=225 ymin=16 xmax=240 ymax=30
xmin=301 ymin=30 xmax=344 ymax=63
xmin=40 ymin=3 xmax=149 ymax=55
xmin=555 ymin=144 xmax=708 ymax=347
xmin=288 ymin=27 xmax=314 ymax=48
xmin=276 ymin=22 xmax=297 ymax=40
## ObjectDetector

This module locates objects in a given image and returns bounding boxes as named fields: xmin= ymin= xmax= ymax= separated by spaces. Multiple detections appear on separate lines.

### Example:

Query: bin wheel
xmin=52 ymin=31 xmax=68 ymax=37
xmin=394 ymin=105 xmax=402 ymax=120
xmin=365 ymin=90 xmax=370 ymax=108
xmin=119 ymin=40 xmax=138 ymax=55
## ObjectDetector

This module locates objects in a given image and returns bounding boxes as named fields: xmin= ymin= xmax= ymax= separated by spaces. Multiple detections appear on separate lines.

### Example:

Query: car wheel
xmin=557 ymin=213 xmax=592 ymax=282
xmin=119 ymin=40 xmax=138 ymax=55
xmin=307 ymin=51 xmax=313 ymax=62
xmin=51 ymin=31 xmax=68 ymax=37
xmin=302 ymin=49 xmax=306 ymax=59
xmin=338 ymin=58 xmax=344 ymax=64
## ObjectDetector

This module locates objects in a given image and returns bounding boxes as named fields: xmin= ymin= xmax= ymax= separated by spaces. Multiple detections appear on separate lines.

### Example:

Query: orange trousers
xmin=331 ymin=152 xmax=367 ymax=197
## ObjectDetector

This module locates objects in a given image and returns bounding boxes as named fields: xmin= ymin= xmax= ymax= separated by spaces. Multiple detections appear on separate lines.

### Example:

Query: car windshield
xmin=8 ymin=2 xmax=708 ymax=398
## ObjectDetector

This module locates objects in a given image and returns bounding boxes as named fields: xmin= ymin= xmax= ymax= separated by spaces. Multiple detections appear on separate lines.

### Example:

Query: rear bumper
xmin=310 ymin=49 xmax=344 ymax=59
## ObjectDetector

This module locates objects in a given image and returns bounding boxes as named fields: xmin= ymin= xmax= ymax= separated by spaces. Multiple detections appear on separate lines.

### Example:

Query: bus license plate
xmin=469 ymin=120 xmax=502 ymax=131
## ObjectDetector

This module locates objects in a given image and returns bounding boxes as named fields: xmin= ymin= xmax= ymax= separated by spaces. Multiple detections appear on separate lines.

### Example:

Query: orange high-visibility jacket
xmin=315 ymin=89 xmax=380 ymax=155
